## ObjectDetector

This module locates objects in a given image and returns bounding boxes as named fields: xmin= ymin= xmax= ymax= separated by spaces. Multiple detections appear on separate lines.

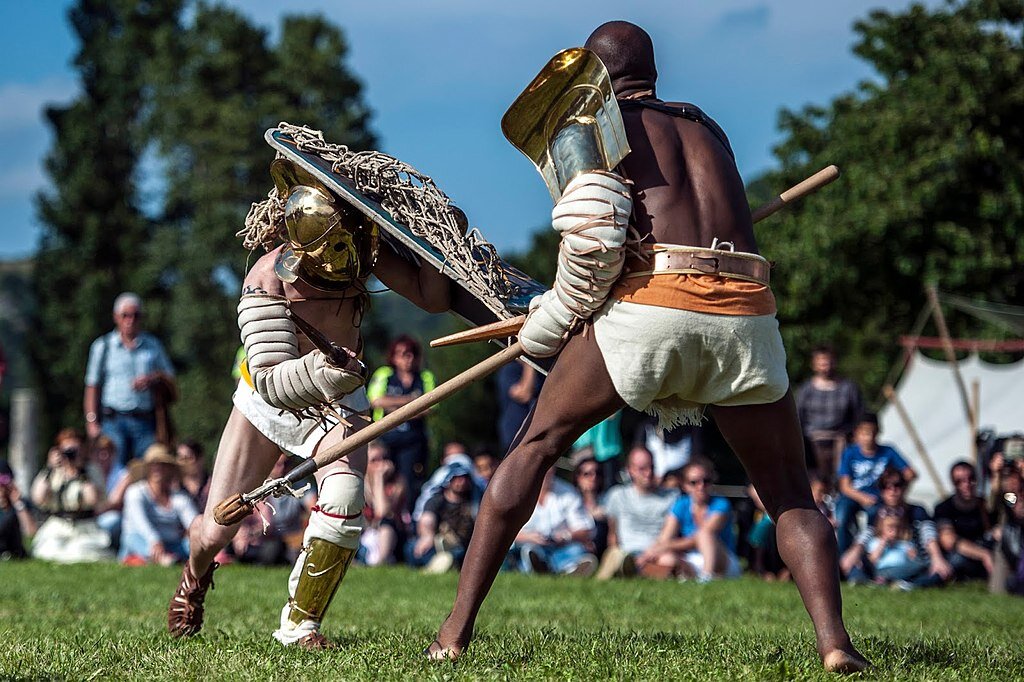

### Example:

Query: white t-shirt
xmin=603 ymin=484 xmax=679 ymax=555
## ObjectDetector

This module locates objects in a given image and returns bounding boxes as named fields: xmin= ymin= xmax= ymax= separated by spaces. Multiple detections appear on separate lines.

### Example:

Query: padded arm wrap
xmin=519 ymin=171 xmax=632 ymax=358
xmin=238 ymin=294 xmax=365 ymax=410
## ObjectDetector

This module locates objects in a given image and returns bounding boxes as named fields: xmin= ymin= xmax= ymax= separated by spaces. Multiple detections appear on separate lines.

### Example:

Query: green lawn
xmin=0 ymin=560 xmax=1021 ymax=680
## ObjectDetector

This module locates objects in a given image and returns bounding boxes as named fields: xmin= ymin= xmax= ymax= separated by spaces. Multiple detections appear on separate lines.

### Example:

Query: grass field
xmin=1 ymin=560 xmax=1021 ymax=680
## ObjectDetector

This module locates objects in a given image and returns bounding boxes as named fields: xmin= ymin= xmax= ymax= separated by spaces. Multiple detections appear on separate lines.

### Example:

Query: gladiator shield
xmin=266 ymin=129 xmax=548 ymax=364
xmin=502 ymin=47 xmax=631 ymax=202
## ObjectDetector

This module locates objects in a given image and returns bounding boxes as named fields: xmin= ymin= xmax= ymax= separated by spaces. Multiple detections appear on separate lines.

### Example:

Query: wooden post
xmin=925 ymin=285 xmax=975 ymax=426
xmin=9 ymin=388 xmax=40 ymax=494
xmin=883 ymin=385 xmax=948 ymax=498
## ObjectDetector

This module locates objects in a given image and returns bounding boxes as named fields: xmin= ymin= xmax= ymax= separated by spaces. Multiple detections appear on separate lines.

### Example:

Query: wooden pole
xmin=925 ymin=285 xmax=975 ymax=426
xmin=883 ymin=385 xmax=948 ymax=498
xmin=749 ymin=165 xmax=840 ymax=223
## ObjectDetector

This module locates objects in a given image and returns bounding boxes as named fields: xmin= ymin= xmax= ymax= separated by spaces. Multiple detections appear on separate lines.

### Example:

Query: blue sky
xmin=0 ymin=0 xmax=931 ymax=260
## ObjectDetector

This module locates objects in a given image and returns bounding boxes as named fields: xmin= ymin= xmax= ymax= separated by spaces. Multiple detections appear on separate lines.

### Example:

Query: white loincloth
xmin=232 ymin=381 xmax=370 ymax=460
xmin=592 ymin=300 xmax=789 ymax=428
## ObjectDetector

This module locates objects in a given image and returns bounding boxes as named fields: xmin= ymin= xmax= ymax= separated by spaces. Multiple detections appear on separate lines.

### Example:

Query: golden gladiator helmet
xmin=269 ymin=158 xmax=379 ymax=291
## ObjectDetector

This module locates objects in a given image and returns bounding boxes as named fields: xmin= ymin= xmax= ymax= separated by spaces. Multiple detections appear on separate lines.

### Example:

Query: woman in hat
xmin=119 ymin=443 xmax=198 ymax=565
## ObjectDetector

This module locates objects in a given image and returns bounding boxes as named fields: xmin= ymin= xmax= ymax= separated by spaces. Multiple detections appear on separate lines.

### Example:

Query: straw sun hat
xmin=129 ymin=443 xmax=184 ymax=483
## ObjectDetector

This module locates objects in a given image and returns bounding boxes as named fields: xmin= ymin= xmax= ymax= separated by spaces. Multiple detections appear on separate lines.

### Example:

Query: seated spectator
xmin=176 ymin=439 xmax=210 ymax=510
xmin=472 ymin=448 xmax=499 ymax=487
xmin=596 ymin=446 xmax=678 ymax=580
xmin=512 ymin=467 xmax=597 ymax=576
xmin=934 ymin=460 xmax=993 ymax=581
xmin=864 ymin=508 xmax=930 ymax=589
xmin=835 ymin=413 xmax=917 ymax=554
xmin=840 ymin=467 xmax=952 ymax=588
xmin=87 ymin=435 xmax=131 ymax=548
xmin=405 ymin=461 xmax=477 ymax=573
xmin=661 ymin=467 xmax=684 ymax=493
xmin=233 ymin=455 xmax=313 ymax=566
xmin=1 ymin=459 xmax=36 ymax=559
xmin=495 ymin=361 xmax=541 ymax=453
xmin=360 ymin=440 xmax=408 ymax=566
xmin=746 ymin=485 xmax=789 ymax=582
xmin=639 ymin=458 xmax=740 ymax=581
xmin=572 ymin=411 xmax=623 ymax=489
xmin=573 ymin=452 xmax=608 ymax=561
xmin=412 ymin=442 xmax=484 ymax=522
xmin=30 ymin=429 xmax=111 ymax=562
xmin=119 ymin=443 xmax=197 ymax=565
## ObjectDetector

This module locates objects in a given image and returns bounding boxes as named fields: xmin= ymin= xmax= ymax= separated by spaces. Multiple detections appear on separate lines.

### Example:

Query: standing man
xmin=84 ymin=293 xmax=176 ymax=465
xmin=429 ymin=21 xmax=869 ymax=672
xmin=795 ymin=346 xmax=863 ymax=489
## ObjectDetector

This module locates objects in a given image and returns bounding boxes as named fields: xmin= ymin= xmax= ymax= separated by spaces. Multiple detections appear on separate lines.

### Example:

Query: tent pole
xmin=926 ymin=285 xmax=975 ymax=426
xmin=883 ymin=384 xmax=949 ymax=498
xmin=971 ymin=379 xmax=981 ymax=464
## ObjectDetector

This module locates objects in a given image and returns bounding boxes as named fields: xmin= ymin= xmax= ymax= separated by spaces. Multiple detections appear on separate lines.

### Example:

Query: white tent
xmin=878 ymin=352 xmax=1024 ymax=510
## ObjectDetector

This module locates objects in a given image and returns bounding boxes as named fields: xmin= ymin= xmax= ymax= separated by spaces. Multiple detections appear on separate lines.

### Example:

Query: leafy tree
xmin=33 ymin=0 xmax=183 ymax=435
xmin=750 ymin=0 xmax=1024 ymax=399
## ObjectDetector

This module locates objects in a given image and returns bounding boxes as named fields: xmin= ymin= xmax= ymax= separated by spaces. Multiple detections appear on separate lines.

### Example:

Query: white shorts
xmin=592 ymin=300 xmax=789 ymax=427
xmin=681 ymin=549 xmax=742 ymax=579
xmin=232 ymin=381 xmax=370 ymax=460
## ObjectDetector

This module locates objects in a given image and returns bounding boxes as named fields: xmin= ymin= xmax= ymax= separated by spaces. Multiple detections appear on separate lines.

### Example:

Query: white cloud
xmin=0 ymin=78 xmax=77 ymax=130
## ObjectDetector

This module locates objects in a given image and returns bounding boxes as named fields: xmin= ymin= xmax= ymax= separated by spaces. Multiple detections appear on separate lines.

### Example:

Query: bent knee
xmin=308 ymin=470 xmax=365 ymax=549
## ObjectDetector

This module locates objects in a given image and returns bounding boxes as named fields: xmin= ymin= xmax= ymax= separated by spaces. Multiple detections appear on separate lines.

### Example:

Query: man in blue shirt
xmin=84 ymin=293 xmax=176 ymax=466
xmin=835 ymin=413 xmax=917 ymax=554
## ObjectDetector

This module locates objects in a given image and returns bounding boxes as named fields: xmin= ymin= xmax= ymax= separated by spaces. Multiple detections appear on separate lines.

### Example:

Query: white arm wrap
xmin=519 ymin=171 xmax=632 ymax=358
xmin=238 ymin=294 xmax=365 ymax=410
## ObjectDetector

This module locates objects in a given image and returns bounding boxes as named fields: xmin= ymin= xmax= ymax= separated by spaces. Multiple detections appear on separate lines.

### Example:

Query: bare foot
xmin=822 ymin=648 xmax=872 ymax=674
xmin=426 ymin=616 xmax=472 ymax=662
xmin=425 ymin=639 xmax=463 ymax=662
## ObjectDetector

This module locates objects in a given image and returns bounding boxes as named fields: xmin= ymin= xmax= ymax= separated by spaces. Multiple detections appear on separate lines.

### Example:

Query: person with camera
xmin=29 ymin=428 xmax=111 ymax=562
xmin=0 ymin=459 xmax=37 ymax=559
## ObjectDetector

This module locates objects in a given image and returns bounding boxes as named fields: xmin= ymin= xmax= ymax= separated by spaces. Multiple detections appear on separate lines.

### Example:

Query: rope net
xmin=239 ymin=122 xmax=520 ymax=316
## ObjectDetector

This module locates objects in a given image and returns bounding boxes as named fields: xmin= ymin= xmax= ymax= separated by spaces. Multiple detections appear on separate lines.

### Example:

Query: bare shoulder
xmin=241 ymin=246 xmax=286 ymax=297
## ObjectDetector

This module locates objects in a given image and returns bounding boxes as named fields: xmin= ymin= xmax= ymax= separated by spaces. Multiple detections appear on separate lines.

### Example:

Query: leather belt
xmin=626 ymin=246 xmax=771 ymax=285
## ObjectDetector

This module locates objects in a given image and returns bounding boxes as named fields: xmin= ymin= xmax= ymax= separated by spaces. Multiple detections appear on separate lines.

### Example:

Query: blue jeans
xmin=118 ymin=531 xmax=188 ymax=563
xmin=102 ymin=412 xmax=157 ymax=466
xmin=514 ymin=542 xmax=590 ymax=574
xmin=835 ymin=495 xmax=874 ymax=555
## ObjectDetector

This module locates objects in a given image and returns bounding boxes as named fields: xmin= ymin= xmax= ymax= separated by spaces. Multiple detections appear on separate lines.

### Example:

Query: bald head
xmin=584 ymin=21 xmax=657 ymax=98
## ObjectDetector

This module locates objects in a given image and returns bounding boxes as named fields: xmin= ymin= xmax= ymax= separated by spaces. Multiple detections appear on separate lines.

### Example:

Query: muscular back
xmin=618 ymin=101 xmax=757 ymax=254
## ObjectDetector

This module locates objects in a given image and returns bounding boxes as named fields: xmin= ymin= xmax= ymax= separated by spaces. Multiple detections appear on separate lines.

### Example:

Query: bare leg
xmin=713 ymin=392 xmax=869 ymax=673
xmin=188 ymin=407 xmax=282 ymax=575
xmin=429 ymin=332 xmax=624 ymax=658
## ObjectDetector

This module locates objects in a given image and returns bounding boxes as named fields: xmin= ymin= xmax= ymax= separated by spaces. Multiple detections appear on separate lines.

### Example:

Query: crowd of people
xmin=1 ymin=303 xmax=1022 ymax=599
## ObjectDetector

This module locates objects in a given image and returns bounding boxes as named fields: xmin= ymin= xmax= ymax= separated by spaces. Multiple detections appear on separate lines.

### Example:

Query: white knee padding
xmin=305 ymin=470 xmax=365 ymax=550
xmin=519 ymin=171 xmax=632 ymax=358
xmin=238 ymin=294 xmax=365 ymax=410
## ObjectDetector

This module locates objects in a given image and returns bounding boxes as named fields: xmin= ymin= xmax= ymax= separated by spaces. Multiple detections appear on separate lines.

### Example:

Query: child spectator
xmin=88 ymin=435 xmax=131 ymax=548
xmin=866 ymin=508 xmax=928 ymax=588
xmin=746 ymin=485 xmax=789 ymax=581
xmin=835 ymin=413 xmax=916 ymax=554
xmin=233 ymin=455 xmax=313 ymax=566
xmin=119 ymin=443 xmax=197 ymax=565
xmin=472 ymin=448 xmax=499 ymax=487
xmin=513 ymin=467 xmax=597 ymax=576
xmin=639 ymin=458 xmax=740 ymax=581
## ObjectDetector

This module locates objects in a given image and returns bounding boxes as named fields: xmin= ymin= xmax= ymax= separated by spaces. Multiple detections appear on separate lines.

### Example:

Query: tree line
xmin=28 ymin=0 xmax=1024 ymax=458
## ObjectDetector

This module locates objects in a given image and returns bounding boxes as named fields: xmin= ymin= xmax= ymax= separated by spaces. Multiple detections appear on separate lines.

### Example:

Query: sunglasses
xmin=687 ymin=477 xmax=713 ymax=486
